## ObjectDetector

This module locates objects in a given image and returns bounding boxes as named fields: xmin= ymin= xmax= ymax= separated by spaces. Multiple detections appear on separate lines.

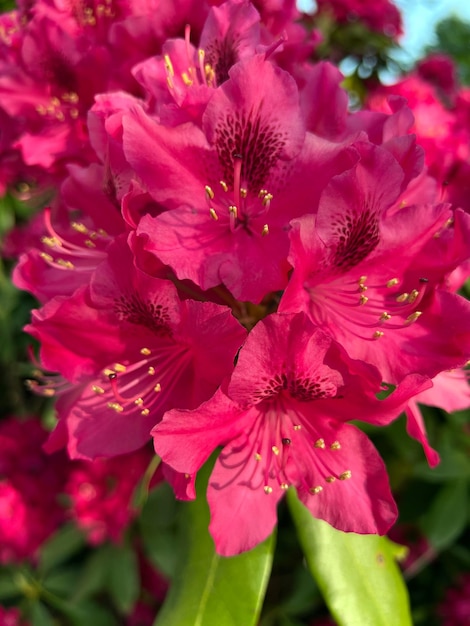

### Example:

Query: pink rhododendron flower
xmin=153 ymin=312 xmax=430 ymax=556
xmin=280 ymin=145 xmax=470 ymax=383
xmin=26 ymin=237 xmax=246 ymax=458
xmin=0 ymin=606 xmax=29 ymax=626
xmin=0 ymin=418 xmax=68 ymax=563
xmin=66 ymin=447 xmax=153 ymax=544
xmin=438 ymin=573 xmax=470 ymax=626
xmin=315 ymin=0 xmax=402 ymax=38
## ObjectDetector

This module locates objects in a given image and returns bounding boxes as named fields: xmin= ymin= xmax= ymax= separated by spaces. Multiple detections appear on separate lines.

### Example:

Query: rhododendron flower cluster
xmin=0 ymin=418 xmax=68 ymax=564
xmin=65 ymin=446 xmax=155 ymax=544
xmin=3 ymin=0 xmax=470 ymax=557
xmin=438 ymin=573 xmax=470 ymax=626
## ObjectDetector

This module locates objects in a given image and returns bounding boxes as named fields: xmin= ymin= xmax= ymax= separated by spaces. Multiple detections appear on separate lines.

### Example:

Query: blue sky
xmin=298 ymin=0 xmax=470 ymax=63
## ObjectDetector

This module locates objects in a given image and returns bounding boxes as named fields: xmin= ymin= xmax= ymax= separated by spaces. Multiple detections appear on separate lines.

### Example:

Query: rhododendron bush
xmin=0 ymin=0 xmax=470 ymax=624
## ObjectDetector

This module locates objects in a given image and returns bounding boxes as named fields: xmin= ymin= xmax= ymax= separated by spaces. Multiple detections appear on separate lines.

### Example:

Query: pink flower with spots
xmin=280 ymin=143 xmax=470 ymax=384
xmin=25 ymin=237 xmax=246 ymax=459
xmin=153 ymin=312 xmax=430 ymax=556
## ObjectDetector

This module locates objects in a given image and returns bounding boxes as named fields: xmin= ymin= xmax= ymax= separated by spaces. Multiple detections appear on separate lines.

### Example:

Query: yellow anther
xmin=97 ymin=229 xmax=108 ymax=237
xmin=271 ymin=446 xmax=280 ymax=456
xmin=96 ymin=4 xmax=105 ymax=14
xmin=209 ymin=208 xmax=218 ymax=221
xmin=148 ymin=366 xmax=156 ymax=376
xmin=229 ymin=205 xmax=238 ymax=218
xmin=407 ymin=289 xmax=419 ymax=304
xmin=134 ymin=398 xmax=144 ymax=406
xmin=63 ymin=92 xmax=79 ymax=103
xmin=406 ymin=311 xmax=422 ymax=324
xmin=57 ymin=259 xmax=74 ymax=269
xmin=386 ymin=278 xmax=399 ymax=288
xmin=314 ymin=438 xmax=325 ymax=449
xmin=293 ymin=425 xmax=302 ymax=431
xmin=114 ymin=363 xmax=126 ymax=373
xmin=262 ymin=224 xmax=269 ymax=236
xmin=258 ymin=189 xmax=268 ymax=198
xmin=330 ymin=441 xmax=341 ymax=450
xmin=359 ymin=283 xmax=368 ymax=292
xmin=181 ymin=72 xmax=193 ymax=86
xmin=379 ymin=312 xmax=391 ymax=321
xmin=71 ymin=222 xmax=88 ymax=233
xmin=141 ymin=408 xmax=150 ymax=416
xmin=309 ymin=486 xmax=323 ymax=495
xmin=325 ymin=476 xmax=336 ymax=483
xmin=36 ymin=105 xmax=46 ymax=115
xmin=140 ymin=348 xmax=151 ymax=356
xmin=281 ymin=483 xmax=289 ymax=490
xmin=205 ymin=185 xmax=214 ymax=199
xmin=219 ymin=180 xmax=228 ymax=192
xmin=240 ymin=188 xmax=247 ymax=198
xmin=164 ymin=54 xmax=174 ymax=76
xmin=43 ymin=388 xmax=55 ymax=397
xmin=103 ymin=368 xmax=115 ymax=377
xmin=84 ymin=239 xmax=96 ymax=248
xmin=396 ymin=292 xmax=409 ymax=303
xmin=198 ymin=48 xmax=205 ymax=62
xmin=92 ymin=385 xmax=105 ymax=394
xmin=107 ymin=402 xmax=123 ymax=413
xmin=255 ymin=453 xmax=262 ymax=461
xmin=358 ymin=276 xmax=367 ymax=284
xmin=339 ymin=470 xmax=352 ymax=480
xmin=264 ymin=486 xmax=273 ymax=494
xmin=154 ymin=383 xmax=162 ymax=393
xmin=40 ymin=252 xmax=54 ymax=263
xmin=262 ymin=193 xmax=273 ymax=206
xmin=41 ymin=236 xmax=60 ymax=248
xmin=359 ymin=295 xmax=369 ymax=306
xmin=70 ymin=108 xmax=79 ymax=119
xmin=51 ymin=97 xmax=60 ymax=107
xmin=205 ymin=64 xmax=215 ymax=84
xmin=373 ymin=331 xmax=384 ymax=339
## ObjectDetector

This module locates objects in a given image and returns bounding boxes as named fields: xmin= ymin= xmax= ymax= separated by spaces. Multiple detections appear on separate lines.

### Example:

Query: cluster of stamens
xmin=254 ymin=424 xmax=352 ymax=496
xmin=91 ymin=350 xmax=163 ymax=418
xmin=309 ymin=273 xmax=429 ymax=342
xmin=163 ymin=26 xmax=216 ymax=93
xmin=39 ymin=208 xmax=109 ymax=271
xmin=77 ymin=0 xmax=115 ymax=26
xmin=36 ymin=92 xmax=80 ymax=122
xmin=203 ymin=161 xmax=272 ymax=236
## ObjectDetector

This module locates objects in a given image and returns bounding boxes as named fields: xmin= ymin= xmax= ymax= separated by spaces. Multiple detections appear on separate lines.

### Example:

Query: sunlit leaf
xmin=154 ymin=459 xmax=275 ymax=626
xmin=287 ymin=489 xmax=412 ymax=626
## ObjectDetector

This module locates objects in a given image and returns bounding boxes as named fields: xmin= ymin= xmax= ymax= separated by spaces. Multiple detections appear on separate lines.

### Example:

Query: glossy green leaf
xmin=287 ymin=489 xmax=412 ymax=626
xmin=29 ymin=602 xmax=55 ymax=626
xmin=421 ymin=479 xmax=468 ymax=550
xmin=139 ymin=481 xmax=180 ymax=578
xmin=106 ymin=543 xmax=140 ymax=615
xmin=154 ymin=459 xmax=275 ymax=626
xmin=39 ymin=524 xmax=87 ymax=574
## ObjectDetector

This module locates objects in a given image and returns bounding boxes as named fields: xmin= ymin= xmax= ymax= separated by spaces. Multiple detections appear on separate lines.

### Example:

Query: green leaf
xmin=72 ymin=544 xmax=114 ymax=602
xmin=139 ymin=481 xmax=180 ymax=578
xmin=421 ymin=480 xmax=468 ymax=550
xmin=39 ymin=524 xmax=87 ymax=574
xmin=29 ymin=602 xmax=56 ymax=626
xmin=154 ymin=458 xmax=275 ymax=626
xmin=106 ymin=543 xmax=140 ymax=615
xmin=287 ymin=489 xmax=412 ymax=626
